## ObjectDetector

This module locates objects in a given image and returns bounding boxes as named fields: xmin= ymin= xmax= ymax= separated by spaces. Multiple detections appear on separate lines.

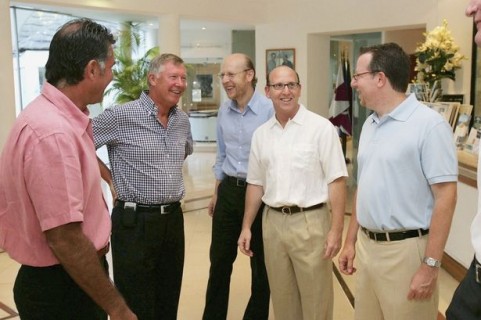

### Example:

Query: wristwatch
xmin=423 ymin=256 xmax=441 ymax=268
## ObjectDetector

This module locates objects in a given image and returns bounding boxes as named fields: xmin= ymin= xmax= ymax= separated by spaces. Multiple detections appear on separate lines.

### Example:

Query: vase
xmin=427 ymin=80 xmax=443 ymax=102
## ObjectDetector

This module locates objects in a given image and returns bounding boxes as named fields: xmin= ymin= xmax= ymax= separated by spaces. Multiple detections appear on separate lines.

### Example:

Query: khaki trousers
xmin=262 ymin=205 xmax=333 ymax=320
xmin=355 ymin=230 xmax=438 ymax=320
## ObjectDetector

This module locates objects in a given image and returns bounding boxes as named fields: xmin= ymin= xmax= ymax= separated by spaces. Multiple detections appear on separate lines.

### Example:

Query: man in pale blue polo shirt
xmin=338 ymin=43 xmax=458 ymax=320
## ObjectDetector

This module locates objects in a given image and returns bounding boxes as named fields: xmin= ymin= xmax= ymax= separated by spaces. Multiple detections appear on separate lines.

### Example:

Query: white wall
xmin=384 ymin=28 xmax=425 ymax=55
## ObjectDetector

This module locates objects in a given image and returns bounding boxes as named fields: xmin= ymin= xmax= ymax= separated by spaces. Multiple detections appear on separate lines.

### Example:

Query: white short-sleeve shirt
xmin=247 ymin=104 xmax=348 ymax=207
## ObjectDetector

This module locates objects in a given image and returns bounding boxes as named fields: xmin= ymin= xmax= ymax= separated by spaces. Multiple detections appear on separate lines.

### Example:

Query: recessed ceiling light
xmin=201 ymin=27 xmax=206 ymax=30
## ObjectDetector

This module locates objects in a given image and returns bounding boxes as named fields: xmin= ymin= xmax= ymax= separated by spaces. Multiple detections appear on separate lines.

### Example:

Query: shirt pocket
xmin=292 ymin=144 xmax=317 ymax=170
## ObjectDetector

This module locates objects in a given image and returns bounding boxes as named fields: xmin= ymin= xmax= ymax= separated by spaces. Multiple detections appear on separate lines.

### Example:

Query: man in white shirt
xmin=446 ymin=2 xmax=481 ymax=318
xmin=238 ymin=65 xmax=348 ymax=320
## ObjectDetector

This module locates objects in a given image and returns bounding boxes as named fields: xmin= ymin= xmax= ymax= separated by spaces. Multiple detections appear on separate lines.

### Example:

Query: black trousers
xmin=203 ymin=178 xmax=270 ymax=320
xmin=111 ymin=203 xmax=185 ymax=320
xmin=13 ymin=258 xmax=108 ymax=320
xmin=446 ymin=257 xmax=481 ymax=320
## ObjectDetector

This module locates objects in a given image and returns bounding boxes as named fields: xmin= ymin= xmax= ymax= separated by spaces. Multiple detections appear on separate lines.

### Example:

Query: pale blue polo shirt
xmin=356 ymin=93 xmax=458 ymax=230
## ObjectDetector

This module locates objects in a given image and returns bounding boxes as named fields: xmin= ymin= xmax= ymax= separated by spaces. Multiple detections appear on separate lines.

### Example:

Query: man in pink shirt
xmin=0 ymin=19 xmax=136 ymax=320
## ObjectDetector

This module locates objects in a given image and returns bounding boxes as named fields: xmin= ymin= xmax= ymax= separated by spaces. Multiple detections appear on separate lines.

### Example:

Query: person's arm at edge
xmin=324 ymin=176 xmax=347 ymax=259
xmin=184 ymin=125 xmax=194 ymax=159
xmin=207 ymin=107 xmax=227 ymax=217
xmin=208 ymin=180 xmax=221 ymax=217
xmin=209 ymin=111 xmax=226 ymax=217
xmin=238 ymin=183 xmax=264 ymax=257
xmin=45 ymin=223 xmax=136 ymax=320
xmin=407 ymin=181 xmax=457 ymax=300
xmin=97 ymin=156 xmax=117 ymax=203
xmin=338 ymin=189 xmax=359 ymax=275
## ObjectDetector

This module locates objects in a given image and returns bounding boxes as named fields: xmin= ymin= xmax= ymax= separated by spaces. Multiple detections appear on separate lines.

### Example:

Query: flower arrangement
xmin=414 ymin=19 xmax=466 ymax=86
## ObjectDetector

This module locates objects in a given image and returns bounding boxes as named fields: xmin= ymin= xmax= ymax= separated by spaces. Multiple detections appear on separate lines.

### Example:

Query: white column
xmin=157 ymin=14 xmax=185 ymax=109
xmin=0 ymin=4 xmax=17 ymax=149
xmin=157 ymin=14 xmax=181 ymax=55
xmin=144 ymin=27 xmax=158 ymax=51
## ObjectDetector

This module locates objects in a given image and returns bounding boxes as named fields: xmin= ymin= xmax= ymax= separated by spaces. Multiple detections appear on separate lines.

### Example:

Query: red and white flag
xmin=329 ymin=59 xmax=352 ymax=135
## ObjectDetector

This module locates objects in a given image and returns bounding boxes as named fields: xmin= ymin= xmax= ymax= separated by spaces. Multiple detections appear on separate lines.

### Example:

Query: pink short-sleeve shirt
xmin=0 ymin=83 xmax=110 ymax=266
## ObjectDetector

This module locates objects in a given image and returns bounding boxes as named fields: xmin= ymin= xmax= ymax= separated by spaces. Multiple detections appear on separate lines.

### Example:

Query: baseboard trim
xmin=442 ymin=252 xmax=468 ymax=282
xmin=0 ymin=300 xmax=18 ymax=319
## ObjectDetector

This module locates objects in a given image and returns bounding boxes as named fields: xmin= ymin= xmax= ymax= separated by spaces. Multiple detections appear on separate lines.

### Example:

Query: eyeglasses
xmin=217 ymin=69 xmax=250 ymax=80
xmin=352 ymin=70 xmax=380 ymax=81
xmin=268 ymin=82 xmax=300 ymax=91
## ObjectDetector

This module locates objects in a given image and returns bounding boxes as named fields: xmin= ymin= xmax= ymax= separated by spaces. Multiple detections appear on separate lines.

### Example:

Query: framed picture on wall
xmin=266 ymin=48 xmax=295 ymax=74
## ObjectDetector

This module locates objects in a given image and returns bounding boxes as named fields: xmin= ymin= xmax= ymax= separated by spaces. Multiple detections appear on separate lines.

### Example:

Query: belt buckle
xmin=476 ymin=262 xmax=481 ymax=284
xmin=160 ymin=204 xmax=169 ymax=214
xmin=237 ymin=179 xmax=246 ymax=187
xmin=281 ymin=207 xmax=292 ymax=215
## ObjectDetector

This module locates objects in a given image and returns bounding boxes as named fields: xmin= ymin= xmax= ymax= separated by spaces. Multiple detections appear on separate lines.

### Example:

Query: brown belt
xmin=270 ymin=203 xmax=324 ymax=215
xmin=97 ymin=243 xmax=109 ymax=257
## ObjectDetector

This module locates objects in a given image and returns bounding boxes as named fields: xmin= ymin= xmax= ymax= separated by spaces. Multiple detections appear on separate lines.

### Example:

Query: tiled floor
xmin=0 ymin=142 xmax=459 ymax=319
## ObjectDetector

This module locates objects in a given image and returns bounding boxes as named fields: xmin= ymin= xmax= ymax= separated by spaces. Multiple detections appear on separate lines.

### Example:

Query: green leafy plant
xmin=104 ymin=22 xmax=159 ymax=104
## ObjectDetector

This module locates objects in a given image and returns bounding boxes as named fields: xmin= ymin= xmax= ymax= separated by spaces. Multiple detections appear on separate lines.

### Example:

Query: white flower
xmin=415 ymin=19 xmax=467 ymax=85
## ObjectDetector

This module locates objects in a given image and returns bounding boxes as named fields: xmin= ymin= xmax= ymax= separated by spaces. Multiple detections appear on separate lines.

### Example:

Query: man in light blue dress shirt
xmin=203 ymin=53 xmax=273 ymax=320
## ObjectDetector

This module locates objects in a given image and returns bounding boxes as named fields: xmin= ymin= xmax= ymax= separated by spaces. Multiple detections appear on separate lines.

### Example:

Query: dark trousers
xmin=13 ymin=258 xmax=108 ymax=320
xmin=203 ymin=178 xmax=270 ymax=320
xmin=446 ymin=257 xmax=481 ymax=320
xmin=111 ymin=203 xmax=185 ymax=320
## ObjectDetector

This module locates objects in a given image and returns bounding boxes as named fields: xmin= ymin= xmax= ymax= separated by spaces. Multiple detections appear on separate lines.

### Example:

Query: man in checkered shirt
xmin=93 ymin=53 xmax=193 ymax=320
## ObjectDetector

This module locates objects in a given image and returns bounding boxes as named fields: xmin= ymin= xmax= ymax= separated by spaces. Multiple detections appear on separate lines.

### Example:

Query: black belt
xmin=270 ymin=203 xmax=324 ymax=215
xmin=361 ymin=226 xmax=429 ymax=242
xmin=115 ymin=200 xmax=181 ymax=214
xmin=226 ymin=175 xmax=247 ymax=187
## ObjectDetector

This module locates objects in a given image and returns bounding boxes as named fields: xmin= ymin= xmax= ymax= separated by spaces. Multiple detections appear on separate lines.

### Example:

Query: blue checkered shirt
xmin=92 ymin=91 xmax=193 ymax=204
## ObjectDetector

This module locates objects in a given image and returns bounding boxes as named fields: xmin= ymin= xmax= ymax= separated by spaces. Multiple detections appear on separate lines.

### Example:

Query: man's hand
xmin=407 ymin=264 xmax=438 ymax=300
xmin=238 ymin=228 xmax=253 ymax=257
xmin=338 ymin=245 xmax=357 ymax=275
xmin=109 ymin=181 xmax=118 ymax=206
xmin=208 ymin=195 xmax=217 ymax=217
xmin=110 ymin=306 xmax=137 ymax=320
xmin=323 ymin=229 xmax=342 ymax=259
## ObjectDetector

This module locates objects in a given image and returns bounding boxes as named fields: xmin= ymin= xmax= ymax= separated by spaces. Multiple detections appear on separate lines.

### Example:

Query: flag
xmin=329 ymin=58 xmax=352 ymax=136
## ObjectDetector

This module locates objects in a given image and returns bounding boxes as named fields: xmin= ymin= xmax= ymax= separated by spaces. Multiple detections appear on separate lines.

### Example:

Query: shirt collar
xmin=41 ymin=82 xmax=91 ymax=135
xmin=269 ymin=104 xmax=306 ymax=128
xmin=372 ymin=93 xmax=417 ymax=124
xmin=139 ymin=90 xmax=178 ymax=117
xmin=228 ymin=91 xmax=263 ymax=115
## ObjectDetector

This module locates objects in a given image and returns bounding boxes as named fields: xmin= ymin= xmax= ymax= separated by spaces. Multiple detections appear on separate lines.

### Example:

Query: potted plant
xmin=104 ymin=21 xmax=159 ymax=104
